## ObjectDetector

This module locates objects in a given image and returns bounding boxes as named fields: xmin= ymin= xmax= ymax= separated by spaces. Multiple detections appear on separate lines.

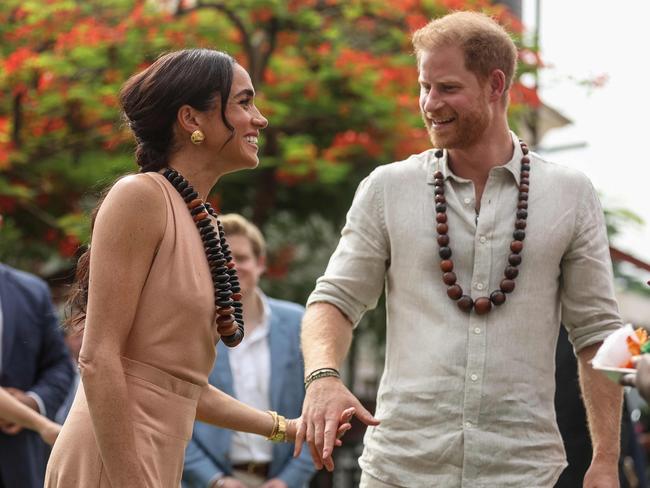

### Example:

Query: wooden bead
xmin=516 ymin=209 xmax=528 ymax=219
xmin=521 ymin=156 xmax=530 ymax=164
xmin=457 ymin=295 xmax=474 ymax=312
xmin=500 ymin=279 xmax=516 ymax=293
xmin=439 ymin=247 xmax=452 ymax=259
xmin=436 ymin=223 xmax=448 ymax=235
xmin=434 ymin=178 xmax=444 ymax=187
xmin=515 ymin=219 xmax=527 ymax=229
xmin=474 ymin=297 xmax=492 ymax=315
xmin=513 ymin=229 xmax=526 ymax=241
xmin=440 ymin=260 xmax=454 ymax=272
xmin=436 ymin=203 xmax=447 ymax=213
xmin=193 ymin=211 xmax=209 ymax=222
xmin=521 ymin=170 xmax=530 ymax=179
xmin=522 ymin=146 xmax=529 ymax=155
xmin=188 ymin=198 xmax=203 ymax=209
xmin=490 ymin=290 xmax=506 ymax=305
xmin=504 ymin=266 xmax=519 ymax=279
xmin=517 ymin=201 xmax=528 ymax=209
xmin=216 ymin=314 xmax=235 ymax=326
xmin=519 ymin=192 xmax=528 ymax=201
xmin=442 ymin=272 xmax=457 ymax=285
xmin=436 ymin=213 xmax=447 ymax=223
xmin=510 ymin=240 xmax=523 ymax=253
xmin=519 ymin=184 xmax=529 ymax=193
xmin=435 ymin=194 xmax=446 ymax=204
xmin=447 ymin=285 xmax=463 ymax=300
xmin=508 ymin=254 xmax=522 ymax=266
xmin=231 ymin=293 xmax=242 ymax=301
xmin=520 ymin=177 xmax=529 ymax=185
xmin=217 ymin=306 xmax=235 ymax=316
xmin=521 ymin=164 xmax=531 ymax=172
xmin=434 ymin=186 xmax=445 ymax=195
xmin=437 ymin=235 xmax=450 ymax=246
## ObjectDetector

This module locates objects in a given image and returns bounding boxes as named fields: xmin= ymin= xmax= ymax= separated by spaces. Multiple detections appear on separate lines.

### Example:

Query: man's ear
xmin=488 ymin=69 xmax=507 ymax=102
xmin=177 ymin=105 xmax=202 ymax=134
xmin=257 ymin=254 xmax=267 ymax=274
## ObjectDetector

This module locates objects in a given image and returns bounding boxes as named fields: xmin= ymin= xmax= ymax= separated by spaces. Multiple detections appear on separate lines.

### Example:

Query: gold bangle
xmin=266 ymin=410 xmax=287 ymax=442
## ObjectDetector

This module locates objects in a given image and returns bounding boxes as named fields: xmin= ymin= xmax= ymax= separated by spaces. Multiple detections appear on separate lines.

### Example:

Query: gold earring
xmin=190 ymin=129 xmax=205 ymax=145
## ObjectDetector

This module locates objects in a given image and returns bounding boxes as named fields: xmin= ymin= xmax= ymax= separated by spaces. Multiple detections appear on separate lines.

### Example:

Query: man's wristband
xmin=304 ymin=367 xmax=341 ymax=390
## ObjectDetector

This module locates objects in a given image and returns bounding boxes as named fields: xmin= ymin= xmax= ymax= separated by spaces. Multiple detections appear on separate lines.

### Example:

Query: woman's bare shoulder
xmin=95 ymin=173 xmax=167 ymax=243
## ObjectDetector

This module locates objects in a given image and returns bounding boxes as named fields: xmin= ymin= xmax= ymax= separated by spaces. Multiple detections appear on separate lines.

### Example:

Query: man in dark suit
xmin=183 ymin=214 xmax=314 ymax=488
xmin=0 ymin=213 xmax=75 ymax=488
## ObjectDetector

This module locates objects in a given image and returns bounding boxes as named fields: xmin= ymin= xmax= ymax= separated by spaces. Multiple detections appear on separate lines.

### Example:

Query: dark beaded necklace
xmin=163 ymin=168 xmax=244 ymax=346
xmin=433 ymin=141 xmax=530 ymax=315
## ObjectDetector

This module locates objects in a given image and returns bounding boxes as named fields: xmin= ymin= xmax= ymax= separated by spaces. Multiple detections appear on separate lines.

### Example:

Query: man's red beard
xmin=422 ymin=101 xmax=490 ymax=149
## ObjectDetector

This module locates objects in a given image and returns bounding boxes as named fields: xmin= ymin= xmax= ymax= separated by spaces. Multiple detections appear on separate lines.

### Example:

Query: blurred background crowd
xmin=1 ymin=0 xmax=649 ymax=487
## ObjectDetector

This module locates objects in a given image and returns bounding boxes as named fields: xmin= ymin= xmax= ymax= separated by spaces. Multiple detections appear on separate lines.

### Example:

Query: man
xmin=0 ymin=215 xmax=75 ymax=487
xmin=296 ymin=11 xmax=623 ymax=488
xmin=183 ymin=214 xmax=315 ymax=488
xmin=55 ymin=327 xmax=83 ymax=424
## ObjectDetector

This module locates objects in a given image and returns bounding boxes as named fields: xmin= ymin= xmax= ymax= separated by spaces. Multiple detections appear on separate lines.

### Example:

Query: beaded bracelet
xmin=304 ymin=367 xmax=341 ymax=390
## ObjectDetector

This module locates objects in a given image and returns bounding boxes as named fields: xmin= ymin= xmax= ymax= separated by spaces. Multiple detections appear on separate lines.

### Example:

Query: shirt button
xmin=471 ymin=374 xmax=478 ymax=381
xmin=479 ymin=235 xmax=487 ymax=244
xmin=463 ymin=197 xmax=472 ymax=205
xmin=475 ymin=282 xmax=484 ymax=290
xmin=474 ymin=327 xmax=481 ymax=334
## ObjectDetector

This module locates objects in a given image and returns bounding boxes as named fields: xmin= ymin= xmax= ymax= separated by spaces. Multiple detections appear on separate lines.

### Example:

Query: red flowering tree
xmin=0 ymin=0 xmax=539 ymax=292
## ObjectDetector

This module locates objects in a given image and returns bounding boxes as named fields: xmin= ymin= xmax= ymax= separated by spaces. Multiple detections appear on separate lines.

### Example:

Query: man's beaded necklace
xmin=433 ymin=141 xmax=530 ymax=315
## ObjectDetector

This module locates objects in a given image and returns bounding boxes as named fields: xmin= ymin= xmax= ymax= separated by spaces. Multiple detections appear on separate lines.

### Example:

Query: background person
xmin=0 ymin=211 xmax=74 ymax=488
xmin=0 ymin=387 xmax=60 ymax=447
xmin=183 ymin=213 xmax=314 ymax=488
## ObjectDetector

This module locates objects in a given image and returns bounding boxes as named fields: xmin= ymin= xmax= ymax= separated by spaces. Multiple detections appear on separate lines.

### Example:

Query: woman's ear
xmin=177 ymin=105 xmax=201 ymax=134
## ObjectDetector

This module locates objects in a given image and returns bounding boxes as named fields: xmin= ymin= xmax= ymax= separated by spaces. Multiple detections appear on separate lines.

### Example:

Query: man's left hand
xmin=260 ymin=479 xmax=288 ymax=488
xmin=583 ymin=460 xmax=620 ymax=488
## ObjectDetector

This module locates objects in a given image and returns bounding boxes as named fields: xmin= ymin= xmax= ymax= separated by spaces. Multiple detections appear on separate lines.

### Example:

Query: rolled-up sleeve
xmin=307 ymin=171 xmax=390 ymax=326
xmin=560 ymin=177 xmax=622 ymax=351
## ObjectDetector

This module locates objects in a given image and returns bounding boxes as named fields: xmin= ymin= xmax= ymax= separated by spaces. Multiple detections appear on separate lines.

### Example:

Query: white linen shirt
xmin=307 ymin=132 xmax=621 ymax=488
xmin=228 ymin=289 xmax=273 ymax=464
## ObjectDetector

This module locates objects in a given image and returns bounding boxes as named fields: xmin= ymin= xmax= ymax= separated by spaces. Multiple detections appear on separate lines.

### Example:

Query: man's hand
xmin=210 ymin=477 xmax=247 ymax=488
xmin=260 ymin=479 xmax=288 ymax=488
xmin=295 ymin=376 xmax=379 ymax=472
xmin=583 ymin=458 xmax=619 ymax=488
xmin=0 ymin=387 xmax=38 ymax=435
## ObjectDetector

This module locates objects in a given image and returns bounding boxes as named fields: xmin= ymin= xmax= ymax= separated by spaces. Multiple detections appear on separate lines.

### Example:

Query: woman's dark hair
xmin=120 ymin=48 xmax=236 ymax=172
xmin=64 ymin=49 xmax=236 ymax=331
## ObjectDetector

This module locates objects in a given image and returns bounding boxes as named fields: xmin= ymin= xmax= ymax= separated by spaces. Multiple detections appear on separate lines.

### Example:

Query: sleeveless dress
xmin=45 ymin=173 xmax=219 ymax=488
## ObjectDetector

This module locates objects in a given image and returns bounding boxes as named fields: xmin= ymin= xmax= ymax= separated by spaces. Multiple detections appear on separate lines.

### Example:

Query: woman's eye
xmin=239 ymin=98 xmax=252 ymax=108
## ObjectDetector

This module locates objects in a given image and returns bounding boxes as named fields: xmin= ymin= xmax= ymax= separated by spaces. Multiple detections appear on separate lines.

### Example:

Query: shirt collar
xmin=426 ymin=131 xmax=523 ymax=186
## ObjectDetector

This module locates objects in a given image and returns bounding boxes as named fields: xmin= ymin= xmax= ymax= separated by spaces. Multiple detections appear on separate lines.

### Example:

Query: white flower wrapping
xmin=591 ymin=324 xmax=639 ymax=382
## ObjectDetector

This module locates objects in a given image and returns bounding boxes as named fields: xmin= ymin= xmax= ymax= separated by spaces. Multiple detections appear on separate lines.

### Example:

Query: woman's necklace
xmin=434 ymin=141 xmax=530 ymax=315
xmin=164 ymin=168 xmax=244 ymax=346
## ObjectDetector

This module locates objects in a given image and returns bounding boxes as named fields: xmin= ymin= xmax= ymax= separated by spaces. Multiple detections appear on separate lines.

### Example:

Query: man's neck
xmin=446 ymin=127 xmax=514 ymax=184
xmin=241 ymin=289 xmax=265 ymax=334
xmin=445 ymin=123 xmax=514 ymax=212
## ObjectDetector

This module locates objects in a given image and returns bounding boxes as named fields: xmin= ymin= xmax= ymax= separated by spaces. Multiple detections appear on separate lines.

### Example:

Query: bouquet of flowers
xmin=591 ymin=324 xmax=650 ymax=381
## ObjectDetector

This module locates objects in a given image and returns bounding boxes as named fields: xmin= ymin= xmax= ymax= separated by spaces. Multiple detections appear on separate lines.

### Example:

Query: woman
xmin=0 ymin=387 xmax=60 ymax=446
xmin=45 ymin=49 xmax=351 ymax=487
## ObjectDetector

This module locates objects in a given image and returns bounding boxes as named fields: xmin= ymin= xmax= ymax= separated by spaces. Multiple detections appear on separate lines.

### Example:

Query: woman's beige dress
xmin=45 ymin=173 xmax=219 ymax=488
